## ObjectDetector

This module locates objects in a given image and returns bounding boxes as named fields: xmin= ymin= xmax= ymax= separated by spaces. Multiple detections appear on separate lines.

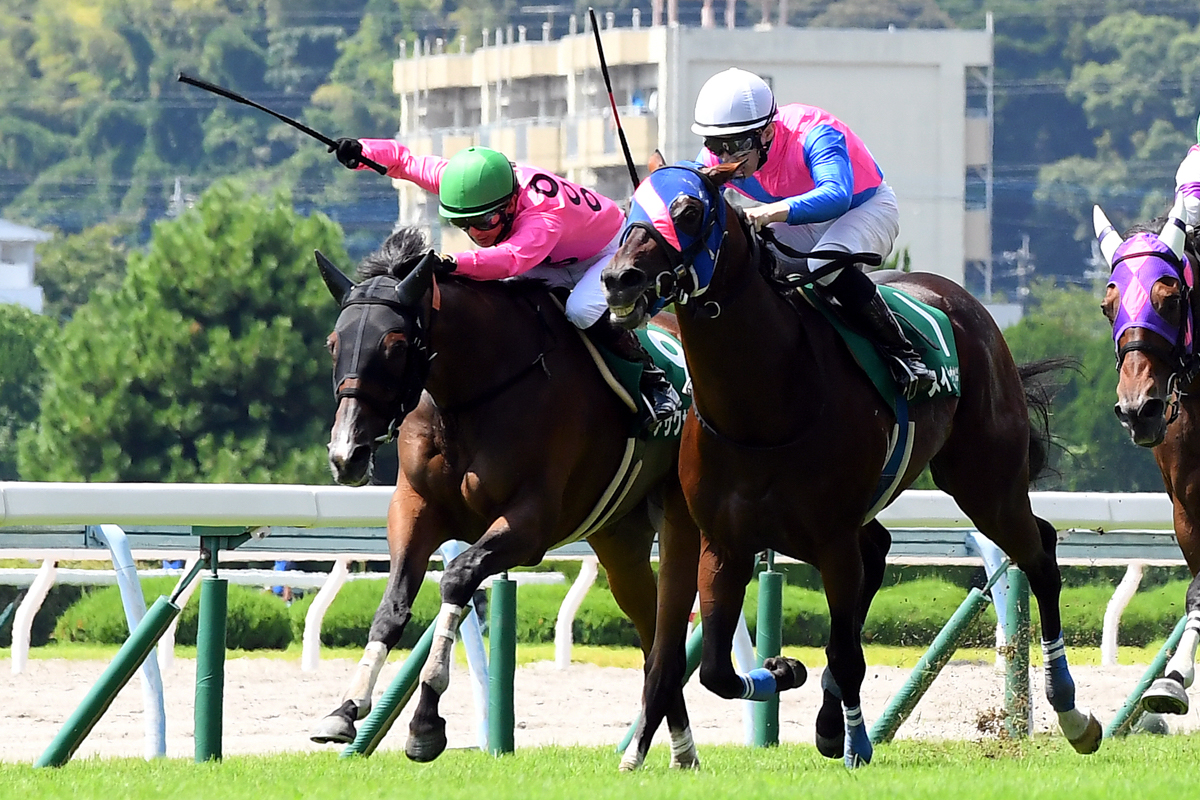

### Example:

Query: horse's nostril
xmin=1139 ymin=398 xmax=1167 ymax=420
xmin=1113 ymin=404 xmax=1127 ymax=423
xmin=619 ymin=270 xmax=644 ymax=290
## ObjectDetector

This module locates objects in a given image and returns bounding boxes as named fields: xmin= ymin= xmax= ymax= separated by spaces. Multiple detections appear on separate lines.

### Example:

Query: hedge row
xmin=49 ymin=575 xmax=1196 ymax=651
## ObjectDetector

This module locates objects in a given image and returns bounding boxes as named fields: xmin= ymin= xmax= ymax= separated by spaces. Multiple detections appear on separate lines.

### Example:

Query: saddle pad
xmin=798 ymin=283 xmax=961 ymax=412
xmin=595 ymin=325 xmax=693 ymax=440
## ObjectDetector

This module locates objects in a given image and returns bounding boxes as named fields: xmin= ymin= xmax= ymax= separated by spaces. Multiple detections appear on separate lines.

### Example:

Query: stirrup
xmin=891 ymin=358 xmax=936 ymax=400
xmin=641 ymin=382 xmax=681 ymax=426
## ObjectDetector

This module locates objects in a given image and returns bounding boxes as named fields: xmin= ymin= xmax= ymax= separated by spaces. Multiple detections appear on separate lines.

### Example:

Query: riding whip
xmin=177 ymin=73 xmax=388 ymax=175
xmin=588 ymin=9 xmax=641 ymax=192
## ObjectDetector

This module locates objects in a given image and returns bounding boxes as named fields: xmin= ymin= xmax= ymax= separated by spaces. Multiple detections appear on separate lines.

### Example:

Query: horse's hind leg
xmin=815 ymin=520 xmax=891 ymax=760
xmin=935 ymin=453 xmax=1101 ymax=754
xmin=406 ymin=511 xmax=548 ymax=762
xmin=1143 ymin=500 xmax=1200 ymax=714
xmin=311 ymin=484 xmax=443 ymax=744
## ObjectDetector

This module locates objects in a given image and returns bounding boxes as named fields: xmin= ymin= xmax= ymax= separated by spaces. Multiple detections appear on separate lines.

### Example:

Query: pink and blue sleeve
xmin=785 ymin=126 xmax=853 ymax=225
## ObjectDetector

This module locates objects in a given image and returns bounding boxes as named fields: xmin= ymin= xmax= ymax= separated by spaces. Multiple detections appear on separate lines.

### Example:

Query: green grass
xmin=3 ymin=736 xmax=1199 ymax=800
xmin=0 ymin=641 xmax=1178 ymax=669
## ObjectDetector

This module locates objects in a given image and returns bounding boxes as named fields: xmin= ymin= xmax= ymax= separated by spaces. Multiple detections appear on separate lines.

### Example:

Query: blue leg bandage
xmin=843 ymin=704 xmax=873 ymax=768
xmin=1042 ymin=635 xmax=1076 ymax=713
xmin=738 ymin=668 xmax=777 ymax=700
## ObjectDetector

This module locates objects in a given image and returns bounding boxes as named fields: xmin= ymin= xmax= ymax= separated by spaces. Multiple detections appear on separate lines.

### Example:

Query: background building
xmin=0 ymin=218 xmax=50 ymax=313
xmin=391 ymin=17 xmax=993 ymax=288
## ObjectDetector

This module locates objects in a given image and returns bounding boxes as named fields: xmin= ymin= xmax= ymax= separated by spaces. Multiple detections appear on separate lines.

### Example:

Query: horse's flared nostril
xmin=1139 ymin=398 xmax=1167 ymax=421
xmin=1113 ymin=404 xmax=1128 ymax=424
xmin=619 ymin=269 xmax=645 ymax=290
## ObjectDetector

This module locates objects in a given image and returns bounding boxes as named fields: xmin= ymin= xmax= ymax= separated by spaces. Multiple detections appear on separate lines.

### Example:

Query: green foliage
xmin=17 ymin=181 xmax=347 ymax=483
xmin=0 ymin=584 xmax=82 ymax=648
xmin=34 ymin=223 xmax=131 ymax=322
xmin=288 ymin=577 xmax=442 ymax=649
xmin=0 ymin=303 xmax=56 ymax=479
xmin=742 ymin=581 xmax=832 ymax=647
xmin=54 ymin=578 xmax=293 ymax=650
xmin=1003 ymin=279 xmax=1163 ymax=490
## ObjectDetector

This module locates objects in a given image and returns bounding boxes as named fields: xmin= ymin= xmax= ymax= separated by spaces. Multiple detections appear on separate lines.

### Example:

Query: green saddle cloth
xmin=596 ymin=325 xmax=693 ymax=440
xmin=799 ymin=283 xmax=961 ymax=412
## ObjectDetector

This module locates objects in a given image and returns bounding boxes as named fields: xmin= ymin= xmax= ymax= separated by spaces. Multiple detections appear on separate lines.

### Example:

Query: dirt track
xmin=4 ymin=654 xmax=1199 ymax=763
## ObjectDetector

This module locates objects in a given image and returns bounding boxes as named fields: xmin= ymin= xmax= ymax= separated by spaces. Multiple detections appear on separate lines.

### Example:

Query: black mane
xmin=357 ymin=226 xmax=430 ymax=280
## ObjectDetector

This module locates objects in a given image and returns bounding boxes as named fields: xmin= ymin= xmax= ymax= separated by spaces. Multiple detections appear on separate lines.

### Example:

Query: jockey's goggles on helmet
xmin=448 ymin=208 xmax=506 ymax=232
xmin=703 ymin=133 xmax=761 ymax=157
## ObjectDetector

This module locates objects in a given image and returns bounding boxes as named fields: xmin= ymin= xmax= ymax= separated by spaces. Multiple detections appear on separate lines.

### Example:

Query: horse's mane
xmin=1124 ymin=211 xmax=1200 ymax=261
xmin=356 ymin=226 xmax=556 ymax=299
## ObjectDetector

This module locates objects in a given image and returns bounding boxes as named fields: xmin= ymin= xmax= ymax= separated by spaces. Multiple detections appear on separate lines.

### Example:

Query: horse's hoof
xmin=844 ymin=724 xmax=873 ymax=769
xmin=405 ymin=717 xmax=448 ymax=762
xmin=764 ymin=656 xmax=807 ymax=692
xmin=1141 ymin=677 xmax=1190 ymax=716
xmin=669 ymin=752 xmax=700 ymax=770
xmin=1133 ymin=712 xmax=1170 ymax=736
xmin=310 ymin=714 xmax=356 ymax=745
xmin=1067 ymin=712 xmax=1102 ymax=755
xmin=618 ymin=751 xmax=644 ymax=772
xmin=815 ymin=732 xmax=844 ymax=759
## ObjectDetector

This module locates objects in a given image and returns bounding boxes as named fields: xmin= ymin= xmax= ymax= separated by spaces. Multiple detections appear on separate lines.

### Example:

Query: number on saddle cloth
xmin=592 ymin=326 xmax=692 ymax=439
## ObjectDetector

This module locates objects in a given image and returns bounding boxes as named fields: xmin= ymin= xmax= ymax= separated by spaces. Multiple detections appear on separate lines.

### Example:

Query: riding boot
xmin=854 ymin=291 xmax=938 ymax=399
xmin=586 ymin=317 xmax=681 ymax=426
xmin=823 ymin=266 xmax=937 ymax=400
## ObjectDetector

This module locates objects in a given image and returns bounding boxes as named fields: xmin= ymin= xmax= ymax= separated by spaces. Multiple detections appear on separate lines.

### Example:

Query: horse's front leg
xmin=406 ymin=510 xmax=548 ymax=762
xmin=311 ymin=483 xmax=443 ymax=744
xmin=1144 ymin=498 xmax=1200 ymax=714
xmin=696 ymin=539 xmax=807 ymax=703
xmin=819 ymin=541 xmax=872 ymax=769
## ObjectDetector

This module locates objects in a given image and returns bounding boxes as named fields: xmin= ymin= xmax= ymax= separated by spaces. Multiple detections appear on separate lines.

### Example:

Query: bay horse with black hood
xmin=309 ymin=228 xmax=700 ymax=771
xmin=602 ymin=154 xmax=1103 ymax=768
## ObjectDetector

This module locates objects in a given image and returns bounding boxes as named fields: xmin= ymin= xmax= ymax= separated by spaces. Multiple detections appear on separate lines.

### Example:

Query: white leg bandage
xmin=419 ymin=603 xmax=465 ymax=695
xmin=342 ymin=640 xmax=389 ymax=714
xmin=1165 ymin=611 xmax=1200 ymax=688
xmin=669 ymin=725 xmax=698 ymax=768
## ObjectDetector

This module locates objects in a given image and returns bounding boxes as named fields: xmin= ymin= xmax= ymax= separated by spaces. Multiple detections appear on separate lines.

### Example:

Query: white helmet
xmin=691 ymin=68 xmax=777 ymax=137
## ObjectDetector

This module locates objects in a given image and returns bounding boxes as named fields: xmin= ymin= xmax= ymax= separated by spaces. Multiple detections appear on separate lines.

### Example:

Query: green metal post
xmin=195 ymin=576 xmax=228 ymax=762
xmin=341 ymin=621 xmax=438 ymax=758
xmin=488 ymin=575 xmax=517 ymax=755
xmin=753 ymin=567 xmax=783 ymax=747
xmin=35 ymin=597 xmax=180 ymax=768
xmin=869 ymin=587 xmax=992 ymax=744
xmin=1004 ymin=567 xmax=1030 ymax=738
xmin=616 ymin=622 xmax=703 ymax=752
xmin=1105 ymin=614 xmax=1189 ymax=738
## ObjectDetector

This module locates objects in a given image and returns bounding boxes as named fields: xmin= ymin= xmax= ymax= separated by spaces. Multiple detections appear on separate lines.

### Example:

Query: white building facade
xmin=0 ymin=219 xmax=50 ymax=313
xmin=390 ymin=19 xmax=993 ymax=285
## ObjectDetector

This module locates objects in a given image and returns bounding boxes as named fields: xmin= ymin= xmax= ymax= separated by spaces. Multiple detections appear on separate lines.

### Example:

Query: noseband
xmin=333 ymin=275 xmax=437 ymax=443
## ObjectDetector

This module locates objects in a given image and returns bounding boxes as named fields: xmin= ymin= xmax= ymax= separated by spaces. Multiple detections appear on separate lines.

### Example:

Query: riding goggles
xmin=448 ymin=208 xmax=505 ymax=232
xmin=703 ymin=133 xmax=761 ymax=157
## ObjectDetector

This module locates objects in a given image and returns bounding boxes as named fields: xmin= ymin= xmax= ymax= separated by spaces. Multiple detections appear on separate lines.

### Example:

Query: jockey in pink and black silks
xmin=691 ymin=67 xmax=936 ymax=399
xmin=328 ymin=138 xmax=680 ymax=424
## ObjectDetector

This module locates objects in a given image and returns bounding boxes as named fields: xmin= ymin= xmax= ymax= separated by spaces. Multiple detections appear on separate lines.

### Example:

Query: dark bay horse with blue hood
xmin=602 ymin=155 xmax=1103 ymax=767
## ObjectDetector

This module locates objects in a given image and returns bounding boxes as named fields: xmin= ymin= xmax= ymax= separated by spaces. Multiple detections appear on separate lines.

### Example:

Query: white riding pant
xmin=766 ymin=181 xmax=900 ymax=286
xmin=515 ymin=231 xmax=621 ymax=328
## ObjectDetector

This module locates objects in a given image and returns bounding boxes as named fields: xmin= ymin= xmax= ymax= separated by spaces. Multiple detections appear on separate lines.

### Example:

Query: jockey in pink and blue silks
xmin=328 ymin=139 xmax=680 ymax=424
xmin=692 ymin=67 xmax=936 ymax=398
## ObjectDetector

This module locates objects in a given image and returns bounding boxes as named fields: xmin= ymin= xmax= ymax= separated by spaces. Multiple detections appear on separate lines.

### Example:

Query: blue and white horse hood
xmin=622 ymin=162 xmax=727 ymax=301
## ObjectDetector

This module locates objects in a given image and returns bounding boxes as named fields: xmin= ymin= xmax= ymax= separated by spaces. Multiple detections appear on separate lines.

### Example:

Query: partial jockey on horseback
xmin=691 ymin=67 xmax=937 ymax=399
xmin=329 ymin=138 xmax=680 ymax=426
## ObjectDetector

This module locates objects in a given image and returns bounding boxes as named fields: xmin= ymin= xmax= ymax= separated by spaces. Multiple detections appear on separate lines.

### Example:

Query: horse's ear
xmin=1092 ymin=206 xmax=1123 ymax=266
xmin=396 ymin=251 xmax=435 ymax=305
xmin=315 ymin=250 xmax=355 ymax=304
xmin=648 ymin=150 xmax=666 ymax=174
xmin=700 ymin=159 xmax=742 ymax=188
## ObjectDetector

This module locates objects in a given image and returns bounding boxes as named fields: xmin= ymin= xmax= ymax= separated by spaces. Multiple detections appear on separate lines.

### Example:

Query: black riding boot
xmin=825 ymin=267 xmax=937 ymax=400
xmin=586 ymin=317 xmax=681 ymax=426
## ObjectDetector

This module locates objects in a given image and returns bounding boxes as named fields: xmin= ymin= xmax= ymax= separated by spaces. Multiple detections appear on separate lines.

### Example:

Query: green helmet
xmin=438 ymin=147 xmax=517 ymax=220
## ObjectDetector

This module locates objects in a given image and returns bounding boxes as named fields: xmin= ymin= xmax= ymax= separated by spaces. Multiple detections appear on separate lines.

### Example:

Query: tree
xmin=18 ymin=181 xmax=348 ymax=483
xmin=35 ymin=222 xmax=131 ymax=323
xmin=1002 ymin=279 xmax=1164 ymax=491
xmin=0 ymin=303 xmax=55 ymax=480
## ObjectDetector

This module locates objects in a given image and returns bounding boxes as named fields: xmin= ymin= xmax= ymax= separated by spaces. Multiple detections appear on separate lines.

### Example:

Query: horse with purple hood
xmin=1094 ymin=198 xmax=1200 ymax=715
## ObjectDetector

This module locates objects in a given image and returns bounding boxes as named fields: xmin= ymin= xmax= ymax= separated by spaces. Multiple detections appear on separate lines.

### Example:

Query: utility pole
xmin=1003 ymin=233 xmax=1033 ymax=306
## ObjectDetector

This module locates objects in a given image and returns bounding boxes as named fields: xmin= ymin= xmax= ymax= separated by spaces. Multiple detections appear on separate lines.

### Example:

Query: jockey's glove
xmin=431 ymin=252 xmax=458 ymax=275
xmin=329 ymin=137 xmax=364 ymax=170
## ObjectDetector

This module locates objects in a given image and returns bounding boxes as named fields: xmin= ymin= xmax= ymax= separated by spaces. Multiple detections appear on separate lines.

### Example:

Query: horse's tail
xmin=1017 ymin=356 xmax=1080 ymax=484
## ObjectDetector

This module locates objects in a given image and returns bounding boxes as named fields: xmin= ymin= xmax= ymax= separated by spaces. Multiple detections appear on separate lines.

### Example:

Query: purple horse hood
xmin=1109 ymin=232 xmax=1195 ymax=355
